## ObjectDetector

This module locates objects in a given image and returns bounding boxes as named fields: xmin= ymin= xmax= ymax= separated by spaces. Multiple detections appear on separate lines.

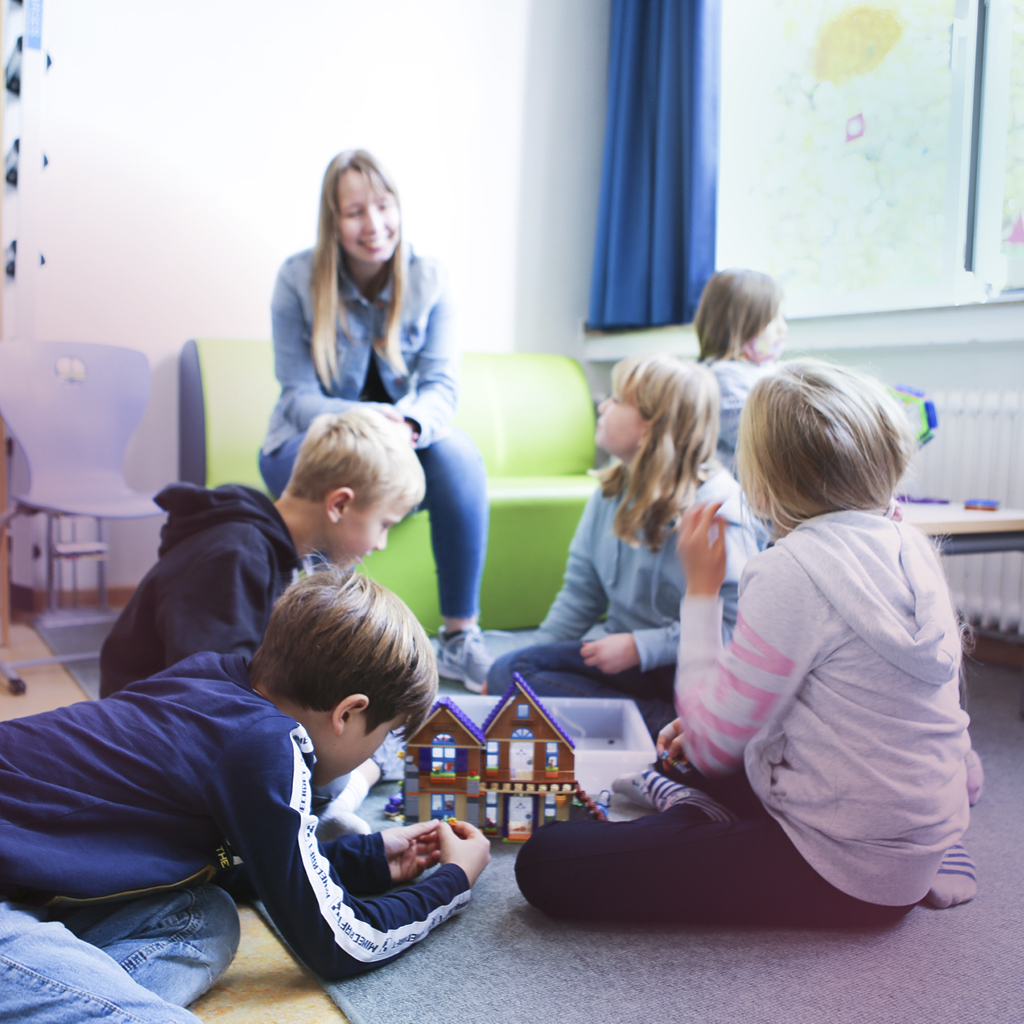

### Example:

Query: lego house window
xmin=516 ymin=704 xmax=531 ymax=719
xmin=544 ymin=794 xmax=558 ymax=820
xmin=431 ymin=734 xmax=456 ymax=776
xmin=545 ymin=742 xmax=559 ymax=771
xmin=431 ymin=793 xmax=456 ymax=819
xmin=486 ymin=740 xmax=499 ymax=771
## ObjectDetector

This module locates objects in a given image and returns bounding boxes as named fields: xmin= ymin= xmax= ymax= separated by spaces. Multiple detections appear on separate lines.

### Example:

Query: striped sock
xmin=924 ymin=844 xmax=977 ymax=908
xmin=611 ymin=770 xmax=737 ymax=823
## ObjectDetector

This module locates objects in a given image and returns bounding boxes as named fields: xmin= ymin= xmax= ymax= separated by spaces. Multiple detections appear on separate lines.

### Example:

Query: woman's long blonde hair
xmin=310 ymin=150 xmax=407 ymax=389
xmin=694 ymin=269 xmax=782 ymax=361
xmin=599 ymin=355 xmax=720 ymax=550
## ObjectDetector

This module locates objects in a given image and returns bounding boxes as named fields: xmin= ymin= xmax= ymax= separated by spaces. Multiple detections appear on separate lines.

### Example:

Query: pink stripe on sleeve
xmin=732 ymin=612 xmax=796 ymax=676
xmin=715 ymin=664 xmax=780 ymax=723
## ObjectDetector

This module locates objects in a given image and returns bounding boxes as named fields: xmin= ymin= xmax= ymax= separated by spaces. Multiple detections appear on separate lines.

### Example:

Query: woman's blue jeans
xmin=260 ymin=425 xmax=489 ymax=619
xmin=0 ymin=884 xmax=240 ymax=1022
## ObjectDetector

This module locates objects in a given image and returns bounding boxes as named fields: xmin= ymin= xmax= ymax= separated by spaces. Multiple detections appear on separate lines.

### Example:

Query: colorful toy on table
xmin=891 ymin=384 xmax=938 ymax=445
xmin=964 ymin=498 xmax=1000 ymax=511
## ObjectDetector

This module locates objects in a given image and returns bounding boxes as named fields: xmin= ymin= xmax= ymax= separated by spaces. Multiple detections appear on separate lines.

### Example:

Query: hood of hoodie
xmin=155 ymin=483 xmax=296 ymax=565
xmin=782 ymin=510 xmax=959 ymax=686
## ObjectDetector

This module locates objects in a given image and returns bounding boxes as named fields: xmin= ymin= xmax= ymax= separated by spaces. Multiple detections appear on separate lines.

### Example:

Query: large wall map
xmin=1002 ymin=0 xmax=1024 ymax=291
xmin=718 ymin=1 xmax=959 ymax=315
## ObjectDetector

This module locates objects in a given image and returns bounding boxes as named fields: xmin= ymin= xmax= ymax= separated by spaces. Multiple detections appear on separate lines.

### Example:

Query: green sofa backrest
xmin=183 ymin=340 xmax=596 ymax=489
xmin=453 ymin=353 xmax=595 ymax=477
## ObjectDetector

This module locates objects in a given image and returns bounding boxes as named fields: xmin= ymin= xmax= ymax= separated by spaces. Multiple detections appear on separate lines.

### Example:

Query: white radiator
xmin=904 ymin=389 xmax=1024 ymax=636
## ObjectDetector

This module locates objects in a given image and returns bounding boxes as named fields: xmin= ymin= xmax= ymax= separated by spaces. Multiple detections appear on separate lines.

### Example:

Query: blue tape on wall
xmin=26 ymin=0 xmax=43 ymax=50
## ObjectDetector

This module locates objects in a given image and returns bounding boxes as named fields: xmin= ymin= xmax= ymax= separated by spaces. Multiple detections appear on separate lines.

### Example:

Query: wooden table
xmin=902 ymin=503 xmax=1024 ymax=714
xmin=901 ymin=504 xmax=1024 ymax=556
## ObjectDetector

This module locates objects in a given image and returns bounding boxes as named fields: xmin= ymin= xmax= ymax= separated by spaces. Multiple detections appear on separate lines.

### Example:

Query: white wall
xmin=4 ymin=0 xmax=610 ymax=589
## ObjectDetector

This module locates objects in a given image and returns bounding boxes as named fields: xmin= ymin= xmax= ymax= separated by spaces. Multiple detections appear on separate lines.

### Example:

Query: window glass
xmin=999 ymin=0 xmax=1024 ymax=289
xmin=718 ymin=0 xmax=976 ymax=315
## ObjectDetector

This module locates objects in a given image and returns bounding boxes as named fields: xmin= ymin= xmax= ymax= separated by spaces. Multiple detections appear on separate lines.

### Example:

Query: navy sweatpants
xmin=514 ymin=766 xmax=916 ymax=928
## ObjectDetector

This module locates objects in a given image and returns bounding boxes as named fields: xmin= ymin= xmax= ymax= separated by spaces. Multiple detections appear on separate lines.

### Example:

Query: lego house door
xmin=506 ymin=794 xmax=535 ymax=841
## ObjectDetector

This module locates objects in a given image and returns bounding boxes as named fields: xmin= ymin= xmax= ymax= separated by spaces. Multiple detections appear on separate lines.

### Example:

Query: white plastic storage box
xmin=452 ymin=695 xmax=656 ymax=798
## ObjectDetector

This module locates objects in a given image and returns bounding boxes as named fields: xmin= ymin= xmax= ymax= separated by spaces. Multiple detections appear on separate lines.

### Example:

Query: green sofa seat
xmin=179 ymin=341 xmax=598 ymax=630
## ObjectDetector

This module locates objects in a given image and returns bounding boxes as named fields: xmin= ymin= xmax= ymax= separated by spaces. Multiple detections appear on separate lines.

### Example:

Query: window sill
xmin=582 ymin=295 xmax=1024 ymax=362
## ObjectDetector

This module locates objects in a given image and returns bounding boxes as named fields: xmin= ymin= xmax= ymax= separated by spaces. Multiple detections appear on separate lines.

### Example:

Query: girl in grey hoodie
xmin=516 ymin=360 xmax=973 ymax=925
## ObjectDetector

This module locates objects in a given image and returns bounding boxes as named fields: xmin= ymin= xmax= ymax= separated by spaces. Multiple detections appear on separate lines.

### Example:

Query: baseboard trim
xmin=968 ymin=632 xmax=1024 ymax=669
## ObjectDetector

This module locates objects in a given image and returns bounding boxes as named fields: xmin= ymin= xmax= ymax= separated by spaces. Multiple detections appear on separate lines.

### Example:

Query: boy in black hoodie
xmin=100 ymin=406 xmax=424 ymax=697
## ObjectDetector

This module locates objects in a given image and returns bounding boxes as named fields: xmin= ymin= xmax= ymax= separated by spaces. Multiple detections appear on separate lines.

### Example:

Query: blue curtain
xmin=588 ymin=0 xmax=720 ymax=330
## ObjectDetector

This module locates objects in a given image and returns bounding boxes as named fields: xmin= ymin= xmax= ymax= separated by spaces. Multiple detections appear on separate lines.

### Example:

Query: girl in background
xmin=695 ymin=269 xmax=786 ymax=472
xmin=516 ymin=360 xmax=974 ymax=924
xmin=259 ymin=150 xmax=492 ymax=692
xmin=487 ymin=355 xmax=760 ymax=738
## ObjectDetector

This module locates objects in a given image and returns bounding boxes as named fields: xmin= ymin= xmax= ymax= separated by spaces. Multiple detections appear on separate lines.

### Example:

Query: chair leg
xmin=0 ymin=654 xmax=26 ymax=695
xmin=0 ymin=522 xmax=9 ymax=650
xmin=96 ymin=518 xmax=108 ymax=611
xmin=46 ymin=512 xmax=58 ymax=614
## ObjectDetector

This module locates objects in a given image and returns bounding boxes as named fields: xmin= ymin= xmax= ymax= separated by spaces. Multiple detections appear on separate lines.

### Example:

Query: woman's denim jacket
xmin=262 ymin=246 xmax=456 ymax=454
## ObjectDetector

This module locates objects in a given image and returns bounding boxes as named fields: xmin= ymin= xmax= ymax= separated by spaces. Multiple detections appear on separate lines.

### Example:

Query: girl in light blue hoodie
xmin=487 ymin=355 xmax=760 ymax=737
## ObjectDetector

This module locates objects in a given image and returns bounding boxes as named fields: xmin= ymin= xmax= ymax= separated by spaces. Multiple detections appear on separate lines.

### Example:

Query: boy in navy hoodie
xmin=100 ymin=405 xmax=425 ymax=697
xmin=0 ymin=570 xmax=491 ymax=1021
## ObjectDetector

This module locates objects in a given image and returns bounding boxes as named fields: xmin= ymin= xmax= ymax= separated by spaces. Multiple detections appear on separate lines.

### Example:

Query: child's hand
xmin=436 ymin=818 xmax=491 ymax=887
xmin=580 ymin=633 xmax=640 ymax=675
xmin=677 ymin=502 xmax=727 ymax=597
xmin=380 ymin=821 xmax=442 ymax=883
xmin=656 ymin=717 xmax=687 ymax=764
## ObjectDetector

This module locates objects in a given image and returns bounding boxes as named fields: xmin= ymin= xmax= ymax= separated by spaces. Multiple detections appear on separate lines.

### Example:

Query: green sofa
xmin=179 ymin=340 xmax=598 ymax=630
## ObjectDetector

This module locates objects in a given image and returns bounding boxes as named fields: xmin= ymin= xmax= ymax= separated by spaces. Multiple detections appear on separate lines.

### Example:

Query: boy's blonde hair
xmin=250 ymin=568 xmax=438 ymax=736
xmin=599 ymin=355 xmax=719 ymax=550
xmin=694 ymin=269 xmax=783 ymax=361
xmin=284 ymin=406 xmax=425 ymax=510
xmin=310 ymin=149 xmax=407 ymax=389
xmin=736 ymin=359 xmax=916 ymax=536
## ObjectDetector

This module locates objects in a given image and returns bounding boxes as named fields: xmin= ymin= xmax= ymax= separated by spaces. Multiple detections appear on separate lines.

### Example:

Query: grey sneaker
xmin=437 ymin=625 xmax=493 ymax=693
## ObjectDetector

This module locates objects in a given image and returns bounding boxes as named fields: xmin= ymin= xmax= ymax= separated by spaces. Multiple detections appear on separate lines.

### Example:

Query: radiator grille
xmin=904 ymin=389 xmax=1024 ymax=635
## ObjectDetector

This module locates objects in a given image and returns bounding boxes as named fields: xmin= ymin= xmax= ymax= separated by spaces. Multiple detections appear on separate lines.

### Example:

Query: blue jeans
xmin=488 ymin=640 xmax=677 ymax=739
xmin=0 ymin=884 xmax=240 ymax=1023
xmin=260 ymin=425 xmax=489 ymax=619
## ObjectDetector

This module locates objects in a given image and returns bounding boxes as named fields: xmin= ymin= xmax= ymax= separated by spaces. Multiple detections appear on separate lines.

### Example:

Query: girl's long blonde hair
xmin=310 ymin=149 xmax=407 ymax=390
xmin=599 ymin=355 xmax=720 ymax=550
xmin=736 ymin=359 xmax=916 ymax=536
xmin=694 ymin=269 xmax=782 ymax=361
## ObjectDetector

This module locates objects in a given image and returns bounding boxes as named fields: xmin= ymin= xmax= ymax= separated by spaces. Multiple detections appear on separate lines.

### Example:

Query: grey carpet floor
xmin=314 ymin=659 xmax=1024 ymax=1024
xmin=32 ymin=621 xmax=1023 ymax=1021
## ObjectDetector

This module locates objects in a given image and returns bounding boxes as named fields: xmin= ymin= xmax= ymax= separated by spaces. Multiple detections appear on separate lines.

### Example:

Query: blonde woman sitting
xmin=260 ymin=149 xmax=491 ymax=691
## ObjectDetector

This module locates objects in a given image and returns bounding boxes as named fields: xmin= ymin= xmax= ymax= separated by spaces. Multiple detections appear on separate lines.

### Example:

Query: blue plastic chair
xmin=0 ymin=341 xmax=163 ymax=693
